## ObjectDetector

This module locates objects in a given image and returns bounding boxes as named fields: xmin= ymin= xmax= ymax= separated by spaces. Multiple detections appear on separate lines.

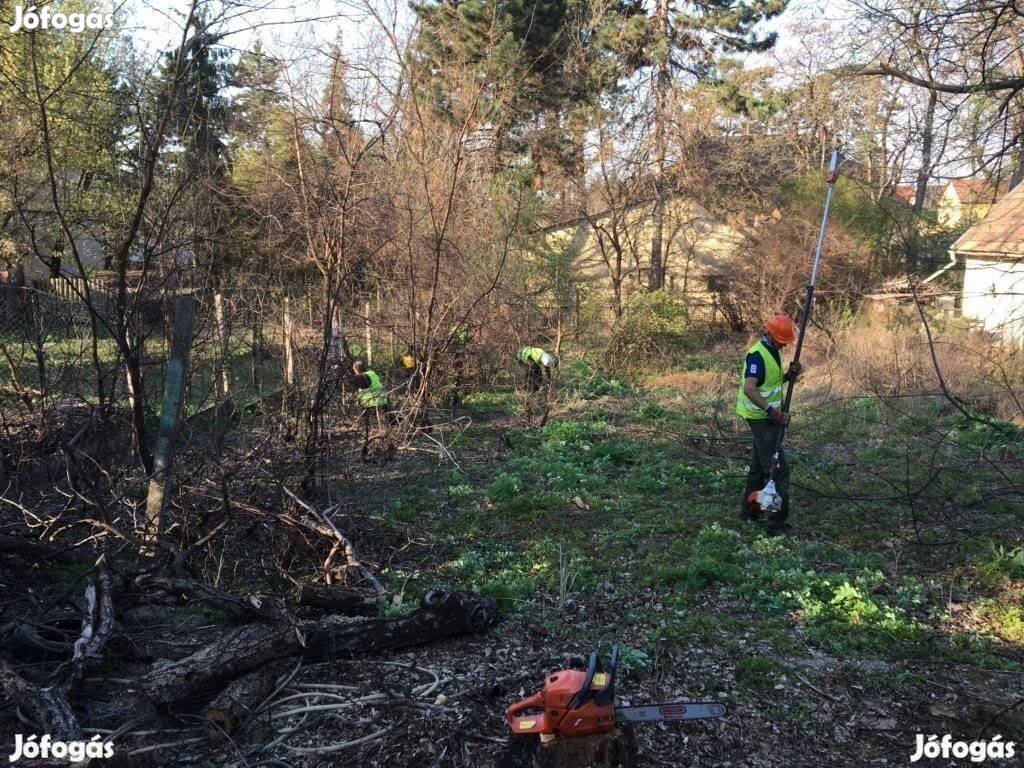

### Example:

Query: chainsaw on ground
xmin=507 ymin=645 xmax=726 ymax=742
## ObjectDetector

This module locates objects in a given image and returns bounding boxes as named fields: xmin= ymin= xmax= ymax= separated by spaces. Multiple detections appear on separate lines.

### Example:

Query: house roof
xmin=952 ymin=181 xmax=1024 ymax=257
xmin=893 ymin=184 xmax=916 ymax=205
xmin=947 ymin=178 xmax=1005 ymax=204
xmin=891 ymin=182 xmax=944 ymax=208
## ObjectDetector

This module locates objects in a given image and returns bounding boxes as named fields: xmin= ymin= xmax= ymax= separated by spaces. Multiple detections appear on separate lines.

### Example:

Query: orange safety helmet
xmin=764 ymin=315 xmax=797 ymax=346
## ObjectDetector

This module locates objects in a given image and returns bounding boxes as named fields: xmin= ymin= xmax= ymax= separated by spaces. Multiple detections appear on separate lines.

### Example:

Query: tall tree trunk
xmin=1009 ymin=28 xmax=1024 ymax=191
xmin=213 ymin=289 xmax=231 ymax=401
xmin=144 ymin=295 xmax=197 ymax=549
xmin=364 ymin=300 xmax=372 ymax=365
xmin=908 ymin=88 xmax=938 ymax=273
xmin=283 ymin=296 xmax=295 ymax=389
xmin=649 ymin=0 xmax=669 ymax=291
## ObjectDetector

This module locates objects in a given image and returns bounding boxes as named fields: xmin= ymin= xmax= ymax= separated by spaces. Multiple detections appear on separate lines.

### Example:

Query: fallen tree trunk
xmin=0 ymin=533 xmax=90 ymax=563
xmin=144 ymin=578 xmax=381 ymax=623
xmin=303 ymin=588 xmax=497 ymax=657
xmin=0 ymin=659 xmax=81 ymax=746
xmin=138 ymin=589 xmax=497 ymax=706
xmin=204 ymin=662 xmax=287 ymax=741
xmin=142 ymin=577 xmax=266 ymax=623
xmin=294 ymin=582 xmax=379 ymax=615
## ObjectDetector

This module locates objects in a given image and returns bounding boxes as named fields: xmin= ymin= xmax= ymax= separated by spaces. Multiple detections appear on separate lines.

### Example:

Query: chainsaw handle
xmin=569 ymin=651 xmax=599 ymax=709
xmin=506 ymin=690 xmax=544 ymax=719
xmin=593 ymin=645 xmax=618 ymax=707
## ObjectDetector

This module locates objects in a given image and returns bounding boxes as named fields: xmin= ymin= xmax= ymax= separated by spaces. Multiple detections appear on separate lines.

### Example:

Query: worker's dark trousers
xmin=522 ymin=362 xmax=544 ymax=392
xmin=741 ymin=418 xmax=790 ymax=525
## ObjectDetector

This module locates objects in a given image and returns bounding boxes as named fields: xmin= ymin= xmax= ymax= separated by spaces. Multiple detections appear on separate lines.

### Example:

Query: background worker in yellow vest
xmin=352 ymin=358 xmax=390 ymax=457
xmin=399 ymin=347 xmax=420 ymax=393
xmin=352 ymin=358 xmax=390 ymax=410
xmin=737 ymin=315 xmax=803 ymax=533
xmin=516 ymin=346 xmax=555 ymax=392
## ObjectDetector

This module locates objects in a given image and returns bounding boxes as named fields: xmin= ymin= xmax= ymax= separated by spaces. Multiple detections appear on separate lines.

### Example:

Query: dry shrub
xmin=820 ymin=310 xmax=1024 ymax=424
xmin=647 ymin=370 xmax=721 ymax=391
xmin=711 ymin=204 xmax=874 ymax=332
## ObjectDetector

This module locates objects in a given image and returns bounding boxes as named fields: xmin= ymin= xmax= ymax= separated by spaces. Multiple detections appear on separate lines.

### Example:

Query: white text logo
xmin=910 ymin=734 xmax=1016 ymax=763
xmin=7 ymin=734 xmax=114 ymax=763
xmin=9 ymin=6 xmax=113 ymax=34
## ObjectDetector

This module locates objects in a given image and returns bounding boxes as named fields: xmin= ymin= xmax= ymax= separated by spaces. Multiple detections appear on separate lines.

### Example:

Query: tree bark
xmin=501 ymin=730 xmax=637 ymax=768
xmin=908 ymin=88 xmax=938 ymax=272
xmin=204 ymin=662 xmax=287 ymax=741
xmin=283 ymin=296 xmax=295 ymax=388
xmin=144 ymin=295 xmax=197 ymax=548
xmin=648 ymin=0 xmax=669 ymax=291
xmin=212 ymin=290 xmax=231 ymax=402
xmin=137 ymin=589 xmax=497 ymax=706
xmin=0 ymin=659 xmax=81 ymax=747
xmin=294 ymin=582 xmax=379 ymax=615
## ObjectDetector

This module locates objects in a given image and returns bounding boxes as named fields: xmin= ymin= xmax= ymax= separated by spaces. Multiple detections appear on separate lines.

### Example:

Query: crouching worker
xmin=399 ymin=348 xmax=420 ymax=393
xmin=352 ymin=358 xmax=390 ymax=457
xmin=516 ymin=346 xmax=555 ymax=392
xmin=736 ymin=315 xmax=803 ymax=534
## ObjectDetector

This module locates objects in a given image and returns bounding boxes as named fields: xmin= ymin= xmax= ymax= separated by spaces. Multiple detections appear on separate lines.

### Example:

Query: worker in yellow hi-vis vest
xmin=736 ymin=315 xmax=803 ymax=533
xmin=516 ymin=346 xmax=555 ymax=392
xmin=353 ymin=358 xmax=390 ymax=457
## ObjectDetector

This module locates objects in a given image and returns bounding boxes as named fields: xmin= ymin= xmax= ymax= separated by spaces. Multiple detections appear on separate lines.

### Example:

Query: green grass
xmin=390 ymin=358 xmax=1024 ymax=671
xmin=735 ymin=655 xmax=784 ymax=691
xmin=0 ymin=326 xmax=283 ymax=415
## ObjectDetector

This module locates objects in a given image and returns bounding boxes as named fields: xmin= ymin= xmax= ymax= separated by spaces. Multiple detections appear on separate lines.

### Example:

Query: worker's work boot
xmin=763 ymin=514 xmax=791 ymax=536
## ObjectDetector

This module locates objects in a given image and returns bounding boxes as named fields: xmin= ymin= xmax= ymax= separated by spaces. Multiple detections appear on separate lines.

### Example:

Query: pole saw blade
xmin=616 ymin=702 xmax=727 ymax=724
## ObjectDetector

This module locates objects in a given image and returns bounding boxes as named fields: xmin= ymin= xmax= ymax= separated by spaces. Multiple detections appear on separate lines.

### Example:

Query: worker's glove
xmin=785 ymin=361 xmax=803 ymax=383
xmin=765 ymin=406 xmax=790 ymax=426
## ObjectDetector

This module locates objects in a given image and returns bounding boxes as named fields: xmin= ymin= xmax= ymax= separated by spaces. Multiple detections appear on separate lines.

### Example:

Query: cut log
xmin=138 ymin=623 xmax=294 ymax=705
xmin=137 ymin=589 xmax=498 ymax=706
xmin=303 ymin=588 xmax=498 ymax=657
xmin=0 ymin=659 xmax=81 ymax=744
xmin=204 ymin=662 xmax=287 ymax=741
xmin=549 ymin=730 xmax=637 ymax=768
xmin=294 ymin=582 xmax=379 ymax=615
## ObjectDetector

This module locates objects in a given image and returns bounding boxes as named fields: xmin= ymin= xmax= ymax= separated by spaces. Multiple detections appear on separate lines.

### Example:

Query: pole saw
xmin=755 ymin=148 xmax=841 ymax=515
xmin=508 ymin=646 xmax=726 ymax=743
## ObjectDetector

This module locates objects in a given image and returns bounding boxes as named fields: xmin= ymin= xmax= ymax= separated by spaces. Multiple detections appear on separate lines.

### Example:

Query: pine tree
xmin=639 ymin=0 xmax=788 ymax=289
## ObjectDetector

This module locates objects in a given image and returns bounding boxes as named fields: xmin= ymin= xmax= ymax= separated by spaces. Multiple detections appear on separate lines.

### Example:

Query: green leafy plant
xmin=735 ymin=656 xmax=782 ymax=691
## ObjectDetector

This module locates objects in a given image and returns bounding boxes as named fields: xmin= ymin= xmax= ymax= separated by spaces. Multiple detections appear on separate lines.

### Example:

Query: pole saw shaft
xmin=769 ymin=149 xmax=841 ymax=477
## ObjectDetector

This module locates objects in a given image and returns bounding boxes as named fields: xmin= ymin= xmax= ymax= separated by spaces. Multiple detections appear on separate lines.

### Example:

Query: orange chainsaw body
xmin=507 ymin=667 xmax=616 ymax=738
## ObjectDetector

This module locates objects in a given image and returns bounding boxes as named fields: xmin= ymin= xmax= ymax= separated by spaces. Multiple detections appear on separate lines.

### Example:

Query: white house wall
xmin=961 ymin=257 xmax=1024 ymax=342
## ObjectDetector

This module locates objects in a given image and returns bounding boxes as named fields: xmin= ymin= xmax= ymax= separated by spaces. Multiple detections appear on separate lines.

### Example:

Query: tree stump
xmin=501 ymin=730 xmax=637 ymax=768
